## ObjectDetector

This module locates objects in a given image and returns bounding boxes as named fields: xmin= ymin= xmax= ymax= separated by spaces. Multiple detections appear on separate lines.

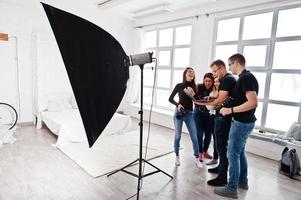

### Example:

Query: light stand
xmin=107 ymin=63 xmax=173 ymax=200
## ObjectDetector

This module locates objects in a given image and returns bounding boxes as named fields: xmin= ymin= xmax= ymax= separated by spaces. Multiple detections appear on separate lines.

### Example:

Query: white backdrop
xmin=0 ymin=39 xmax=19 ymax=115
xmin=32 ymin=33 xmax=73 ymax=114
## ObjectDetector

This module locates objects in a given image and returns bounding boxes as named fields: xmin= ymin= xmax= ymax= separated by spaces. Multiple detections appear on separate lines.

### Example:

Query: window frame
xmin=143 ymin=23 xmax=192 ymax=110
xmin=212 ymin=4 xmax=301 ymax=133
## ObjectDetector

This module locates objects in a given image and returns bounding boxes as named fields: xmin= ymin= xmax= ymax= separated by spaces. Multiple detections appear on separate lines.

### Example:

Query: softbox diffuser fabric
xmin=42 ymin=3 xmax=129 ymax=147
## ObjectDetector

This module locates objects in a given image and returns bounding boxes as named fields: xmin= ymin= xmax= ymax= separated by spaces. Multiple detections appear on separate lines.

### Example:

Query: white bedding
xmin=41 ymin=109 xmax=132 ymax=146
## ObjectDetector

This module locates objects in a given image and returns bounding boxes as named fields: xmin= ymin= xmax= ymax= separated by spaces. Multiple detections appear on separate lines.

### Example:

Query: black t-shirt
xmin=232 ymin=69 xmax=259 ymax=123
xmin=216 ymin=73 xmax=237 ymax=117
xmin=219 ymin=73 xmax=237 ymax=97
xmin=195 ymin=84 xmax=212 ymax=112
xmin=169 ymin=82 xmax=196 ymax=111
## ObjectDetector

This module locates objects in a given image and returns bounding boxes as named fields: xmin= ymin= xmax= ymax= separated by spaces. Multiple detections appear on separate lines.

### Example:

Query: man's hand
xmin=220 ymin=107 xmax=232 ymax=116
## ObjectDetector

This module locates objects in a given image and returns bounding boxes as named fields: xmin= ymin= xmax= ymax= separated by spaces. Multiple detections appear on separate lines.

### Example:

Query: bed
xmin=35 ymin=93 xmax=132 ymax=146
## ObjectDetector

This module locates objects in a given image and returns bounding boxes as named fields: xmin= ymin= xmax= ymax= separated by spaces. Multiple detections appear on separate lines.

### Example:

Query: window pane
xmin=269 ymin=73 xmax=301 ymax=103
xmin=175 ymin=25 xmax=191 ymax=45
xmin=157 ymin=69 xmax=171 ymax=88
xmin=273 ymin=41 xmax=301 ymax=69
xmin=243 ymin=12 xmax=273 ymax=39
xmin=144 ymin=68 xmax=155 ymax=87
xmin=143 ymin=87 xmax=153 ymax=105
xmin=173 ymin=70 xmax=183 ymax=87
xmin=277 ymin=7 xmax=301 ymax=37
xmin=174 ymin=48 xmax=190 ymax=68
xmin=156 ymin=89 xmax=170 ymax=108
xmin=159 ymin=28 xmax=173 ymax=47
xmin=255 ymin=102 xmax=263 ymax=127
xmin=215 ymin=45 xmax=237 ymax=64
xmin=252 ymin=72 xmax=266 ymax=99
xmin=266 ymin=104 xmax=299 ymax=131
xmin=158 ymin=51 xmax=171 ymax=66
xmin=243 ymin=45 xmax=267 ymax=67
xmin=216 ymin=18 xmax=240 ymax=42
xmin=144 ymin=31 xmax=156 ymax=48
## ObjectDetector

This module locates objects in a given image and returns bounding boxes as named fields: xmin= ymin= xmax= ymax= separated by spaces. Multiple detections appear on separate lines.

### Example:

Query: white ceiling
xmin=95 ymin=0 xmax=219 ymax=19
xmin=1 ymin=0 xmax=298 ymax=23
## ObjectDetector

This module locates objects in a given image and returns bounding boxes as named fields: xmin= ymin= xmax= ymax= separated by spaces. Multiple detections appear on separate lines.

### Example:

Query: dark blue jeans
xmin=215 ymin=116 xmax=232 ymax=181
xmin=227 ymin=120 xmax=255 ymax=190
xmin=194 ymin=109 xmax=212 ymax=153
xmin=210 ymin=115 xmax=218 ymax=160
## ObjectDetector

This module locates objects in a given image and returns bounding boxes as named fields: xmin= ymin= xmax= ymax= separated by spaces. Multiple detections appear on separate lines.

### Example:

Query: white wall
xmin=123 ymin=0 xmax=301 ymax=129
xmin=0 ymin=0 xmax=136 ymax=123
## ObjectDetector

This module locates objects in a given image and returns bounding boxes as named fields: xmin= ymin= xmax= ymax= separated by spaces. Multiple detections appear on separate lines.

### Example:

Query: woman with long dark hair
xmin=194 ymin=73 xmax=215 ymax=162
xmin=169 ymin=67 xmax=201 ymax=168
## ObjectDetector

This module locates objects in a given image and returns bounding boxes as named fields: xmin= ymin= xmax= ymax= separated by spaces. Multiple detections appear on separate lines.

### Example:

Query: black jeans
xmin=215 ymin=115 xmax=231 ymax=181
xmin=210 ymin=115 xmax=218 ymax=160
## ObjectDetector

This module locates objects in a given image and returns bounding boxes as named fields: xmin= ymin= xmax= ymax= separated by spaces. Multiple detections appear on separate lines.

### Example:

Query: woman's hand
xmin=193 ymin=101 xmax=206 ymax=106
xmin=184 ymin=87 xmax=195 ymax=96
xmin=177 ymin=104 xmax=184 ymax=112
xmin=204 ymin=96 xmax=210 ymax=100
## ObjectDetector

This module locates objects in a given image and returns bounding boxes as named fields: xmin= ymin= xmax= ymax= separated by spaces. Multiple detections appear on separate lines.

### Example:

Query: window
xmin=213 ymin=6 xmax=301 ymax=132
xmin=143 ymin=25 xmax=192 ymax=110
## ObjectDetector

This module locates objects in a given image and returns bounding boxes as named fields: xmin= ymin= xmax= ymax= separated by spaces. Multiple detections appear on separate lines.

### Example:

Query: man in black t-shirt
xmin=214 ymin=54 xmax=258 ymax=199
xmin=194 ymin=60 xmax=236 ymax=186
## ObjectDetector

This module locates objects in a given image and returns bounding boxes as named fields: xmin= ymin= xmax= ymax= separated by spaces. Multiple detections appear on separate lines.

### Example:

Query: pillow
xmin=47 ymin=98 xmax=72 ymax=112
xmin=70 ymin=95 xmax=78 ymax=109
xmin=40 ymin=93 xmax=71 ymax=111
xmin=285 ymin=122 xmax=301 ymax=141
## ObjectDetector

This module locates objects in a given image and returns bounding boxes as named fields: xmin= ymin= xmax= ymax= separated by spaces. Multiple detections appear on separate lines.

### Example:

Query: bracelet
xmin=231 ymin=107 xmax=234 ymax=113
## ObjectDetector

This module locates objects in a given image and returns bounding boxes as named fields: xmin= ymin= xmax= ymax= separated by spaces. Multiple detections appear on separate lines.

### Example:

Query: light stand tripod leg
xmin=107 ymin=158 xmax=139 ymax=177
xmin=142 ymin=159 xmax=173 ymax=179
xmin=107 ymin=64 xmax=173 ymax=200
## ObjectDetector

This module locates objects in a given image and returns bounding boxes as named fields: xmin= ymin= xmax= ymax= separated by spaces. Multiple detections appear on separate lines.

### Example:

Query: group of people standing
xmin=168 ymin=53 xmax=259 ymax=199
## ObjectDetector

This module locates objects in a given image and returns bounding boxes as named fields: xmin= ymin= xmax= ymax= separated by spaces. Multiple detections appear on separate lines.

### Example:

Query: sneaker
xmin=238 ymin=182 xmax=249 ymax=190
xmin=207 ymin=177 xmax=227 ymax=186
xmin=199 ymin=153 xmax=204 ymax=162
xmin=175 ymin=156 xmax=180 ymax=166
xmin=208 ymin=166 xmax=218 ymax=173
xmin=206 ymin=159 xmax=218 ymax=165
xmin=214 ymin=186 xmax=238 ymax=199
xmin=195 ymin=158 xmax=203 ymax=168
xmin=203 ymin=151 xmax=213 ymax=159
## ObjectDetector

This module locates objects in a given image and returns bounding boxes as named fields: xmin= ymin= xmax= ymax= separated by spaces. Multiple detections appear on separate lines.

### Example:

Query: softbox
xmin=42 ymin=3 xmax=129 ymax=147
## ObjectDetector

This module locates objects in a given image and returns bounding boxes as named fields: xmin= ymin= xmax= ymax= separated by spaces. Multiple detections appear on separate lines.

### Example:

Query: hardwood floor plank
xmin=0 ymin=120 xmax=300 ymax=200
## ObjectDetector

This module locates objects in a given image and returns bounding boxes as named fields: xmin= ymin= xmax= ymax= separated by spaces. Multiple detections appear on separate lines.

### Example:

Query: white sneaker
xmin=175 ymin=156 xmax=181 ymax=166
xmin=195 ymin=158 xmax=203 ymax=168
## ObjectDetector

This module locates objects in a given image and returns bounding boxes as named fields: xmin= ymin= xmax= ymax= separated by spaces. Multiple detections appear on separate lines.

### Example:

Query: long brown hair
xmin=182 ymin=67 xmax=197 ymax=93
xmin=203 ymin=72 xmax=214 ymax=90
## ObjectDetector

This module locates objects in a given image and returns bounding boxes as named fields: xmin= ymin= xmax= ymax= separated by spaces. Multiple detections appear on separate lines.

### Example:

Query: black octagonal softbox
xmin=42 ymin=3 xmax=129 ymax=147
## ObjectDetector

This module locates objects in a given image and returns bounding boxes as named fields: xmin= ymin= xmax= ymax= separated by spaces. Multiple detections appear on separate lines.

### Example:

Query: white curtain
xmin=126 ymin=65 xmax=140 ymax=103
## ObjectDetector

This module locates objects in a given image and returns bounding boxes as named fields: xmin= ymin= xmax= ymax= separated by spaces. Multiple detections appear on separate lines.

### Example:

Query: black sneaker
xmin=208 ymin=167 xmax=218 ymax=173
xmin=238 ymin=182 xmax=249 ymax=190
xmin=207 ymin=177 xmax=227 ymax=186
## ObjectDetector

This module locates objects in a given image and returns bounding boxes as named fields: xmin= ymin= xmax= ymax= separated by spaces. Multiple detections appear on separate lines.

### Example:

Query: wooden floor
xmin=0 ymin=119 xmax=300 ymax=200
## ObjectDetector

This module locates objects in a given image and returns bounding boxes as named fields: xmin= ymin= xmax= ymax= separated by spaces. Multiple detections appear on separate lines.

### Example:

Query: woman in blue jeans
xmin=168 ymin=67 xmax=201 ymax=168
xmin=194 ymin=73 xmax=215 ymax=162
